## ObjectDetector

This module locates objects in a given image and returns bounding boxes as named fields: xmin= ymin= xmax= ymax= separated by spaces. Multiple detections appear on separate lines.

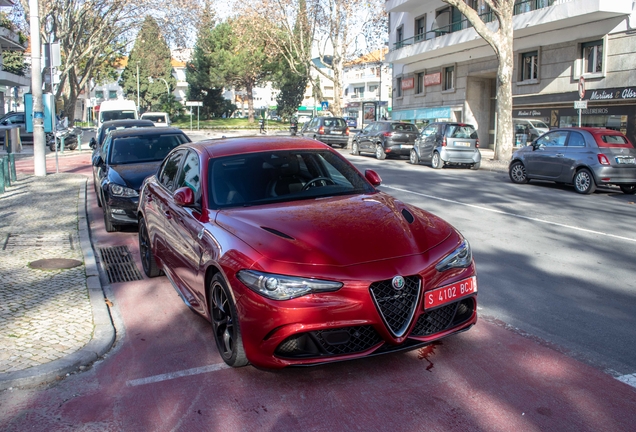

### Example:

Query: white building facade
xmin=385 ymin=0 xmax=636 ymax=148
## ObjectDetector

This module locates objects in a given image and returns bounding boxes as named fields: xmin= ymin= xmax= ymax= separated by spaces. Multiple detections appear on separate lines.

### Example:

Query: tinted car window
xmin=158 ymin=150 xmax=186 ymax=191
xmin=598 ymin=134 xmax=631 ymax=147
xmin=109 ymin=133 xmax=189 ymax=164
xmin=420 ymin=125 xmax=437 ymax=138
xmin=447 ymin=125 xmax=477 ymax=139
xmin=323 ymin=118 xmax=346 ymax=127
xmin=391 ymin=123 xmax=418 ymax=132
xmin=537 ymin=131 xmax=567 ymax=147
xmin=102 ymin=111 xmax=136 ymax=122
xmin=176 ymin=151 xmax=202 ymax=205
xmin=568 ymin=132 xmax=586 ymax=147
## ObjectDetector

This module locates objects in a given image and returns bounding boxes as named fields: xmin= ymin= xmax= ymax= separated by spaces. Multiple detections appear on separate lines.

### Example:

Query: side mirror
xmin=1 ymin=120 xmax=7 ymax=126
xmin=89 ymin=137 xmax=97 ymax=149
xmin=93 ymin=155 xmax=103 ymax=166
xmin=365 ymin=169 xmax=382 ymax=186
xmin=173 ymin=187 xmax=195 ymax=207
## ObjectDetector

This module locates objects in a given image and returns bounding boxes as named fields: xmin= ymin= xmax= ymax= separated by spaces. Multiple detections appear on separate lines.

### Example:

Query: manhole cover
xmin=98 ymin=245 xmax=143 ymax=283
xmin=29 ymin=258 xmax=83 ymax=270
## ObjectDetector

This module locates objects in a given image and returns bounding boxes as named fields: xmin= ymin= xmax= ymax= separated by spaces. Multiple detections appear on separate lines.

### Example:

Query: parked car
xmin=137 ymin=136 xmax=478 ymax=369
xmin=0 ymin=111 xmax=32 ymax=144
xmin=300 ymin=116 xmax=350 ymax=148
xmin=509 ymin=127 xmax=636 ymax=194
xmin=140 ymin=111 xmax=171 ymax=127
xmin=344 ymin=116 xmax=358 ymax=128
xmin=410 ymin=122 xmax=481 ymax=170
xmin=93 ymin=127 xmax=191 ymax=232
xmin=352 ymin=121 xmax=419 ymax=160
xmin=91 ymin=119 xmax=155 ymax=151
xmin=513 ymin=118 xmax=549 ymax=144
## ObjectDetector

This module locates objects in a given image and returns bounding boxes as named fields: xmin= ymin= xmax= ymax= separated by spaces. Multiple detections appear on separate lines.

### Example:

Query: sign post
xmin=577 ymin=76 xmax=586 ymax=127
xmin=185 ymin=101 xmax=203 ymax=130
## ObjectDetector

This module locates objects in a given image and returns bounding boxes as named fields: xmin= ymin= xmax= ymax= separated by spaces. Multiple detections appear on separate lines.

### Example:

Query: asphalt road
xmin=341 ymin=151 xmax=636 ymax=377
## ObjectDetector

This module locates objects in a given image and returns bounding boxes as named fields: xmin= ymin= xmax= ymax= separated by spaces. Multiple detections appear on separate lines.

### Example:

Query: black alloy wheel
xmin=209 ymin=274 xmax=249 ymax=367
xmin=509 ymin=161 xmax=529 ymax=184
xmin=431 ymin=151 xmax=443 ymax=169
xmin=409 ymin=148 xmax=420 ymax=165
xmin=138 ymin=217 xmax=162 ymax=278
xmin=619 ymin=185 xmax=636 ymax=195
xmin=351 ymin=140 xmax=360 ymax=155
xmin=375 ymin=144 xmax=387 ymax=160
xmin=573 ymin=168 xmax=596 ymax=194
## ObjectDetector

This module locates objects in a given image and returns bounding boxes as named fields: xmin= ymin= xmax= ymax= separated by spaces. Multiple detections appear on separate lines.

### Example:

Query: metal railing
xmin=392 ymin=0 xmax=556 ymax=51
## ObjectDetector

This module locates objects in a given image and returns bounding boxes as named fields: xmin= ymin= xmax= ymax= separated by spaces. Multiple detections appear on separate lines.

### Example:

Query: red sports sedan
xmin=137 ymin=137 xmax=477 ymax=369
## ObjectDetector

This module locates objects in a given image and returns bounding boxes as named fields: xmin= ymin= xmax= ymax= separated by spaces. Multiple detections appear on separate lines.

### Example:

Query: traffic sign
xmin=574 ymin=100 xmax=588 ymax=109
xmin=578 ymin=76 xmax=585 ymax=99
xmin=185 ymin=101 xmax=203 ymax=107
xmin=321 ymin=101 xmax=329 ymax=111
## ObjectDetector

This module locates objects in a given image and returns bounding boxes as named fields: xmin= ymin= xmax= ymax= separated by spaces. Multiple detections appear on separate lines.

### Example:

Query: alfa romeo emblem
xmin=392 ymin=276 xmax=405 ymax=290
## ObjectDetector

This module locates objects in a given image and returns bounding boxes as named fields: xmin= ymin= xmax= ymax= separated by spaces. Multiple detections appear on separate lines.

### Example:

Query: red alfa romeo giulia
xmin=137 ymin=137 xmax=477 ymax=369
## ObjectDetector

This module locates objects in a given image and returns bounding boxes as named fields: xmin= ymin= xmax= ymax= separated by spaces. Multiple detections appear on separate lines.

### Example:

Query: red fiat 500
xmin=137 ymin=137 xmax=477 ymax=369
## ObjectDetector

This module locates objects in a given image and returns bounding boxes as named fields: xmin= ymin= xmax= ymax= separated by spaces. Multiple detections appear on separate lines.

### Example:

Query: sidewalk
xmin=0 ymin=173 xmax=114 ymax=390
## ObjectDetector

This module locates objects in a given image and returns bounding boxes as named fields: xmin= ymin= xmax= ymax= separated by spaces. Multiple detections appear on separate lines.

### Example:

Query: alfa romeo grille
xmin=369 ymin=275 xmax=420 ymax=337
xmin=411 ymin=303 xmax=457 ymax=336
xmin=275 ymin=326 xmax=382 ymax=358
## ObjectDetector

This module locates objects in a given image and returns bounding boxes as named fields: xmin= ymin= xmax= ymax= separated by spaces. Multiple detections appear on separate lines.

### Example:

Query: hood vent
xmin=401 ymin=208 xmax=414 ymax=224
xmin=261 ymin=226 xmax=295 ymax=240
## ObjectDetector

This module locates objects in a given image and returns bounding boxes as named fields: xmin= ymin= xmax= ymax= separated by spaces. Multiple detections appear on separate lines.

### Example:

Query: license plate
xmin=615 ymin=156 xmax=635 ymax=164
xmin=454 ymin=142 xmax=471 ymax=147
xmin=424 ymin=276 xmax=477 ymax=309
xmin=330 ymin=131 xmax=343 ymax=135
xmin=400 ymin=144 xmax=413 ymax=149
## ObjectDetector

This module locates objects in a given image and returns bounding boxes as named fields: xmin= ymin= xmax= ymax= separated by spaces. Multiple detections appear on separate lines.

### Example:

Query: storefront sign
xmin=516 ymin=110 xmax=546 ymax=117
xmin=401 ymin=77 xmax=415 ymax=90
xmin=588 ymin=87 xmax=636 ymax=101
xmin=424 ymin=73 xmax=442 ymax=86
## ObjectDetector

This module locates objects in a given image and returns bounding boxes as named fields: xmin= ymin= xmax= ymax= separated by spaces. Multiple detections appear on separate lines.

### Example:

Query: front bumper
xmin=106 ymin=195 xmax=139 ymax=225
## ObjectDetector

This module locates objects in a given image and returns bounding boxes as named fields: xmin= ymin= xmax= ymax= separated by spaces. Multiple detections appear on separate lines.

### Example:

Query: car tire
xmin=49 ymin=142 xmax=56 ymax=152
xmin=409 ymin=149 xmax=420 ymax=165
xmin=431 ymin=151 xmax=443 ymax=169
xmin=209 ymin=274 xmax=249 ymax=368
xmin=375 ymin=144 xmax=386 ymax=160
xmin=351 ymin=140 xmax=360 ymax=155
xmin=470 ymin=161 xmax=481 ymax=170
xmin=573 ymin=168 xmax=596 ymax=194
xmin=509 ymin=161 xmax=529 ymax=184
xmin=102 ymin=203 xmax=118 ymax=232
xmin=96 ymin=189 xmax=102 ymax=207
xmin=620 ymin=185 xmax=636 ymax=195
xmin=68 ymin=142 xmax=78 ymax=151
xmin=138 ymin=217 xmax=162 ymax=278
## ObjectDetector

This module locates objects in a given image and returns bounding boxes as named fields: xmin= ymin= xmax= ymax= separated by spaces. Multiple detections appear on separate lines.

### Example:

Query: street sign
xmin=185 ymin=101 xmax=203 ymax=107
xmin=321 ymin=101 xmax=329 ymax=111
xmin=578 ymin=76 xmax=586 ymax=99
xmin=574 ymin=100 xmax=588 ymax=109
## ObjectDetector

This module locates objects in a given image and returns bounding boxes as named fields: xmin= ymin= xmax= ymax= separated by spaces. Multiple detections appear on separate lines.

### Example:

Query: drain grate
xmin=3 ymin=233 xmax=74 ymax=251
xmin=99 ymin=245 xmax=143 ymax=283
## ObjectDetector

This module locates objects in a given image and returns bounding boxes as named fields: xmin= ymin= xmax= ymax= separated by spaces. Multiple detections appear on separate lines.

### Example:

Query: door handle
xmin=556 ymin=153 xmax=564 ymax=157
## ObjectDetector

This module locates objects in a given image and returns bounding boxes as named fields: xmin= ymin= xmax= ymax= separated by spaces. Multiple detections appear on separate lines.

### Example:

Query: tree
xmin=442 ymin=0 xmax=514 ymax=161
xmin=119 ymin=16 xmax=174 ymax=113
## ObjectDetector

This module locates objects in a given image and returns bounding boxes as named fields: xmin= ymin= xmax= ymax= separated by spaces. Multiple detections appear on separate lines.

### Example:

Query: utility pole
xmin=136 ymin=62 xmax=140 ymax=112
xmin=29 ymin=0 xmax=46 ymax=176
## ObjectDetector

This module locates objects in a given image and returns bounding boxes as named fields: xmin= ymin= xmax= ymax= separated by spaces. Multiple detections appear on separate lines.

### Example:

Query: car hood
xmin=108 ymin=162 xmax=161 ymax=191
xmin=215 ymin=193 xmax=453 ymax=267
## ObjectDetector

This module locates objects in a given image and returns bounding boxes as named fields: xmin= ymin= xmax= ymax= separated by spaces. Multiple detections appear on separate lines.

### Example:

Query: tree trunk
xmin=494 ymin=19 xmax=514 ymax=161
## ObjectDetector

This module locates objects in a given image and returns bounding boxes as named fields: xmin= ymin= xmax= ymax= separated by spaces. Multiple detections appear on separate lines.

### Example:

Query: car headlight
xmin=110 ymin=184 xmax=138 ymax=197
xmin=435 ymin=239 xmax=472 ymax=272
xmin=237 ymin=270 xmax=343 ymax=300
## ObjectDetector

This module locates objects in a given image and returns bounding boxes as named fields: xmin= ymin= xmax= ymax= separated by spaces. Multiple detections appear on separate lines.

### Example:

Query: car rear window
xmin=323 ymin=118 xmax=346 ymax=127
xmin=109 ymin=133 xmax=189 ymax=164
xmin=447 ymin=125 xmax=478 ymax=139
xmin=391 ymin=123 xmax=418 ymax=132
xmin=596 ymin=133 xmax=633 ymax=148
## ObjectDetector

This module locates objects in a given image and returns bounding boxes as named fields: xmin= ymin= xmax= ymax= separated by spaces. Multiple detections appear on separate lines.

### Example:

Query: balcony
xmin=386 ymin=0 xmax=633 ymax=66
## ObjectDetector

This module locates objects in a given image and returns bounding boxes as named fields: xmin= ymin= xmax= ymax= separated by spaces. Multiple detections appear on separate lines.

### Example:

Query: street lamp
xmin=148 ymin=76 xmax=171 ymax=96
xmin=136 ymin=61 xmax=140 ymax=112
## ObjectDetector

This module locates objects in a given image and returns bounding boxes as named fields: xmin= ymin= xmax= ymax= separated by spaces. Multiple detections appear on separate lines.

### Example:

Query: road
xmin=1 ymin=146 xmax=635 ymax=431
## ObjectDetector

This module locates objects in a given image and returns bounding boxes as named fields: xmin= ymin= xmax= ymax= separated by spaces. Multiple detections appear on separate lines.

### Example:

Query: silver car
xmin=410 ymin=122 xmax=482 ymax=170
xmin=508 ymin=127 xmax=636 ymax=194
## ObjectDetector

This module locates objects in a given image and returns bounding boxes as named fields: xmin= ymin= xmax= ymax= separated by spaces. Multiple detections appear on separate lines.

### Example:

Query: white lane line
xmin=617 ymin=374 xmax=636 ymax=389
xmin=126 ymin=363 xmax=230 ymax=387
xmin=383 ymin=185 xmax=636 ymax=244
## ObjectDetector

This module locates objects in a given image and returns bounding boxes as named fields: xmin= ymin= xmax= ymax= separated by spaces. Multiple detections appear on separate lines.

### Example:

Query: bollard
xmin=2 ymin=156 xmax=10 ymax=187
xmin=61 ymin=135 xmax=65 ymax=153
xmin=78 ymin=131 xmax=83 ymax=151
xmin=0 ymin=157 xmax=5 ymax=193
xmin=9 ymin=153 xmax=16 ymax=182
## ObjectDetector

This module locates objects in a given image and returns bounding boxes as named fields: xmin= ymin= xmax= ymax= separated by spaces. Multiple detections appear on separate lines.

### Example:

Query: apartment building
xmin=0 ymin=0 xmax=29 ymax=115
xmin=385 ymin=0 xmax=636 ymax=147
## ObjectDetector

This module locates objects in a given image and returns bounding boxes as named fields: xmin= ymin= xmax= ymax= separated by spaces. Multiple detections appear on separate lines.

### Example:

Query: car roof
xmin=109 ymin=126 xmax=185 ymax=138
xmin=186 ymin=136 xmax=331 ymax=159
xmin=141 ymin=112 xmax=169 ymax=116
xmin=557 ymin=127 xmax=625 ymax=135
xmin=101 ymin=119 xmax=155 ymax=128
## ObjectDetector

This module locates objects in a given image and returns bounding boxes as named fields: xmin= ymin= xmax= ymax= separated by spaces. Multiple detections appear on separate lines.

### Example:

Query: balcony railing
xmin=392 ymin=0 xmax=555 ymax=51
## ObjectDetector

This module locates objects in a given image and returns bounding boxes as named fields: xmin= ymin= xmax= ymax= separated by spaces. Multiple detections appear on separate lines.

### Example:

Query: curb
xmin=0 ymin=179 xmax=115 ymax=390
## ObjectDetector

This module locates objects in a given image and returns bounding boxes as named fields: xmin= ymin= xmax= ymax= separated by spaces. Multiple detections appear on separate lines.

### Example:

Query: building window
xmin=582 ymin=40 xmax=603 ymax=74
xmin=109 ymin=90 xmax=117 ymax=99
xmin=396 ymin=25 xmax=404 ymax=49
xmin=353 ymin=86 xmax=365 ymax=98
xmin=443 ymin=66 xmax=455 ymax=91
xmin=416 ymin=72 xmax=425 ymax=94
xmin=415 ymin=15 xmax=426 ymax=42
xmin=369 ymin=85 xmax=378 ymax=93
xmin=396 ymin=77 xmax=402 ymax=97
xmin=95 ymin=90 xmax=104 ymax=99
xmin=520 ymin=51 xmax=538 ymax=81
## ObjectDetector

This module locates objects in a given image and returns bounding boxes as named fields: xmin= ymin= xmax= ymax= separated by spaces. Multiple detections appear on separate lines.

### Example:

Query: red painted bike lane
xmin=2 ymin=152 xmax=635 ymax=431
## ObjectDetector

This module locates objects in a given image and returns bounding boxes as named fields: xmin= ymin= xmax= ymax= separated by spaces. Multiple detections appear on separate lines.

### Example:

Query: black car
xmin=93 ymin=127 xmax=191 ymax=232
xmin=352 ymin=121 xmax=419 ymax=160
xmin=300 ymin=116 xmax=350 ymax=148
xmin=90 ymin=119 xmax=155 ymax=151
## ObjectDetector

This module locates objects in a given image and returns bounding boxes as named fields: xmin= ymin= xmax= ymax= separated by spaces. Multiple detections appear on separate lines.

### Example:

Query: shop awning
xmin=392 ymin=106 xmax=451 ymax=121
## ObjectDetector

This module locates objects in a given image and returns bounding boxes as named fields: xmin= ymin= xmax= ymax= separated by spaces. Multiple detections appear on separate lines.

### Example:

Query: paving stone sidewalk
xmin=0 ymin=173 xmax=114 ymax=390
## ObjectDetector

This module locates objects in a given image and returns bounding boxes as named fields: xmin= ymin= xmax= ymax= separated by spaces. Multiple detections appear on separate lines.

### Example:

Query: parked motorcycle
xmin=290 ymin=118 xmax=298 ymax=136
xmin=49 ymin=127 xmax=81 ymax=151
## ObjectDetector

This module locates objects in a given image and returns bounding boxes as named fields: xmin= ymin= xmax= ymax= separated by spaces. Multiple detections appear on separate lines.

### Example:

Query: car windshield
xmin=447 ymin=125 xmax=478 ymax=139
xmin=208 ymin=150 xmax=374 ymax=208
xmin=109 ymin=133 xmax=189 ymax=164
xmin=529 ymin=120 xmax=549 ymax=129
xmin=391 ymin=123 xmax=418 ymax=132
xmin=102 ymin=111 xmax=136 ymax=122
xmin=597 ymin=134 xmax=633 ymax=148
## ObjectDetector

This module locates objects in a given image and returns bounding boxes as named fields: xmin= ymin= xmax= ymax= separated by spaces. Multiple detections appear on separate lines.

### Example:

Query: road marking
xmin=126 ymin=362 xmax=230 ymax=387
xmin=617 ymin=373 xmax=636 ymax=389
xmin=383 ymin=185 xmax=636 ymax=244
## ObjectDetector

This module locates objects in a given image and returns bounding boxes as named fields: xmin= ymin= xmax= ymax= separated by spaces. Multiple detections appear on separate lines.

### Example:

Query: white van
xmin=97 ymin=100 xmax=138 ymax=129
xmin=140 ymin=112 xmax=170 ymax=127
